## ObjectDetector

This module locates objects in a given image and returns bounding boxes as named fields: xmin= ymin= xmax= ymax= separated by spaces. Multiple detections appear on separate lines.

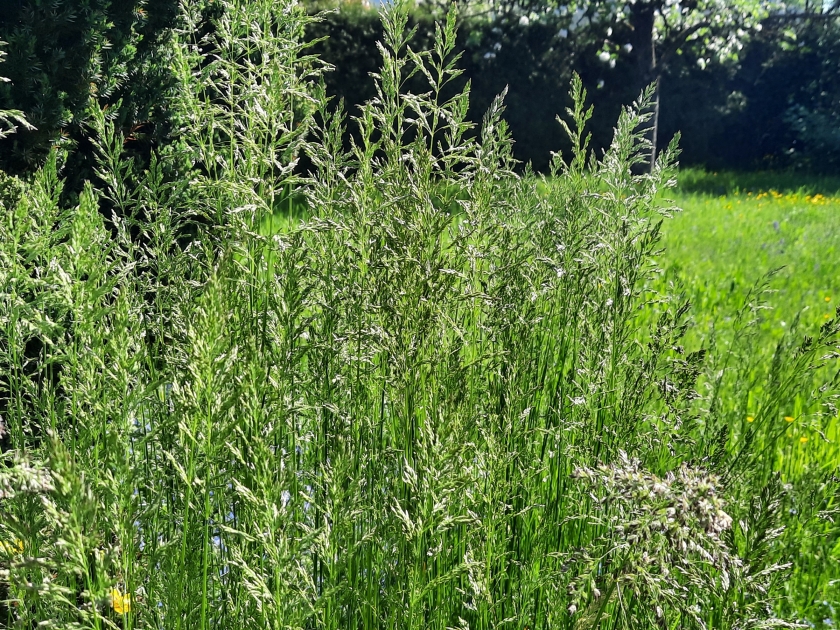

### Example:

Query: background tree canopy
xmin=308 ymin=0 xmax=840 ymax=171
xmin=0 ymin=0 xmax=837 ymax=176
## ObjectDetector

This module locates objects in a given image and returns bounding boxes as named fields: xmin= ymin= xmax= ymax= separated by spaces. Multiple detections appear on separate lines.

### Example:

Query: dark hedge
xmin=0 ymin=0 xmax=181 ymax=187
xmin=0 ymin=1 xmax=837 ymax=177
xmin=309 ymin=9 xmax=840 ymax=172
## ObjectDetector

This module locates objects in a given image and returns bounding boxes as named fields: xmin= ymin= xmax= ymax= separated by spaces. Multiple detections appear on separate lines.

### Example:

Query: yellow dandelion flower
xmin=826 ymin=314 xmax=831 ymax=319
xmin=747 ymin=416 xmax=755 ymax=423
xmin=799 ymin=436 xmax=808 ymax=444
xmin=785 ymin=416 xmax=795 ymax=423
xmin=825 ymin=296 xmax=831 ymax=302
xmin=0 ymin=539 xmax=23 ymax=555
xmin=111 ymin=588 xmax=131 ymax=615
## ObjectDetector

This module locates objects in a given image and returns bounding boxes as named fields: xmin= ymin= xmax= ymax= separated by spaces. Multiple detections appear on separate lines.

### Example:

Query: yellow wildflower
xmin=799 ymin=436 xmax=808 ymax=444
xmin=747 ymin=416 xmax=755 ymax=423
xmin=825 ymin=296 xmax=831 ymax=302
xmin=785 ymin=416 xmax=795 ymax=423
xmin=111 ymin=588 xmax=131 ymax=615
xmin=0 ymin=539 xmax=23 ymax=555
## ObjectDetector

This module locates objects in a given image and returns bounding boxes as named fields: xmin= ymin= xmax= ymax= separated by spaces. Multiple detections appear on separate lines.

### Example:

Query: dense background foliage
xmin=658 ymin=15 xmax=840 ymax=171
xmin=2 ymin=0 xmax=838 ymax=177
xmin=0 ymin=0 xmax=180 ymax=185
xmin=309 ymin=6 xmax=840 ymax=171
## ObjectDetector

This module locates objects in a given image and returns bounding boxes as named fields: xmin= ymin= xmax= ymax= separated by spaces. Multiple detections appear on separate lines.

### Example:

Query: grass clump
xmin=1 ymin=1 xmax=839 ymax=628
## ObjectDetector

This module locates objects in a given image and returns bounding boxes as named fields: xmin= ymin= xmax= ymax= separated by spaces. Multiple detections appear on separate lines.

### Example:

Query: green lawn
xmin=664 ymin=170 xmax=840 ymax=337
xmin=657 ymin=170 xmax=840 ymax=625
xmin=659 ymin=170 xmax=840 ymax=469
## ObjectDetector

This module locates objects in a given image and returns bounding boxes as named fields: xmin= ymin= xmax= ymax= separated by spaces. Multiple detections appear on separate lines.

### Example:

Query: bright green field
xmin=664 ymin=170 xmax=840 ymax=337
xmin=660 ymin=169 xmax=840 ymax=464
xmin=659 ymin=170 xmax=840 ymax=624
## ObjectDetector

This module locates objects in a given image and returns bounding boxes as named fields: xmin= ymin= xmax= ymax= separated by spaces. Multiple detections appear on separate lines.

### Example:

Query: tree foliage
xmin=0 ymin=0 xmax=179 ymax=177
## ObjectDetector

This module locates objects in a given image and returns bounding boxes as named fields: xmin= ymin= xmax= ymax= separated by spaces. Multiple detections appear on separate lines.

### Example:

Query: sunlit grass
xmin=1 ymin=4 xmax=840 ymax=629
xmin=650 ymin=174 xmax=840 ymax=624
xmin=665 ymin=178 xmax=840 ymax=333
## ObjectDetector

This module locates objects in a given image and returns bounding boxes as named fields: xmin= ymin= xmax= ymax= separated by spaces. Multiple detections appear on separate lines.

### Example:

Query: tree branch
xmin=658 ymin=20 xmax=710 ymax=68
xmin=763 ymin=11 xmax=840 ymax=21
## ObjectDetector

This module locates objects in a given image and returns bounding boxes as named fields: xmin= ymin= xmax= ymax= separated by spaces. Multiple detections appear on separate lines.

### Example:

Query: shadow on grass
xmin=676 ymin=168 xmax=840 ymax=197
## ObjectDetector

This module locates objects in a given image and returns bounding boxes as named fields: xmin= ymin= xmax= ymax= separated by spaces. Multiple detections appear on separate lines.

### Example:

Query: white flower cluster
xmin=551 ymin=0 xmax=766 ymax=62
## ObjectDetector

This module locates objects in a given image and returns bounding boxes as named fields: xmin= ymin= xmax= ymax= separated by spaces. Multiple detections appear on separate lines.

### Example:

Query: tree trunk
xmin=629 ymin=3 xmax=660 ymax=172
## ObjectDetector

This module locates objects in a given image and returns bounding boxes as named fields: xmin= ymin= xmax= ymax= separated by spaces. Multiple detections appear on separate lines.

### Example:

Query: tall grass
xmin=1 ymin=1 xmax=839 ymax=628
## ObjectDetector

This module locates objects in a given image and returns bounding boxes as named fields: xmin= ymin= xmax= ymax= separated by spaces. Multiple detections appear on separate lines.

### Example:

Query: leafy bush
xmin=784 ymin=104 xmax=840 ymax=172
xmin=660 ymin=16 xmax=840 ymax=171
xmin=1 ymin=1 xmax=839 ymax=628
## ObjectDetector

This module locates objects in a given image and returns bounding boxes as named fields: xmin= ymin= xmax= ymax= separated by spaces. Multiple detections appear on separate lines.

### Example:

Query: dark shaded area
xmin=311 ymin=11 xmax=840 ymax=173
xmin=659 ymin=17 xmax=840 ymax=172
xmin=0 ymin=1 xmax=837 ymax=182
xmin=0 ymin=0 xmax=182 ymax=195
xmin=308 ymin=10 xmax=637 ymax=171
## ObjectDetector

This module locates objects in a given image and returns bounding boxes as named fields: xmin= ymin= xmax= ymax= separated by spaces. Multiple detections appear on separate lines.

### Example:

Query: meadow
xmin=1 ymin=1 xmax=840 ymax=629
xmin=661 ymin=173 xmax=840 ymax=624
